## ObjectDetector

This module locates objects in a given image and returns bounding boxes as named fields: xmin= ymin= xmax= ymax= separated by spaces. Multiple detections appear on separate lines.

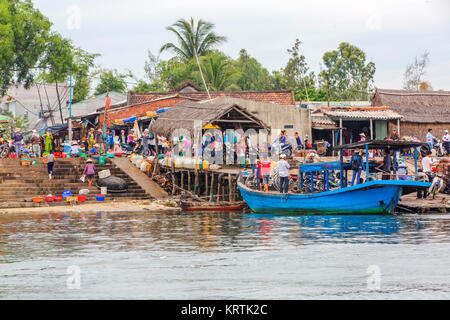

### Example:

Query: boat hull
xmin=238 ymin=180 xmax=430 ymax=215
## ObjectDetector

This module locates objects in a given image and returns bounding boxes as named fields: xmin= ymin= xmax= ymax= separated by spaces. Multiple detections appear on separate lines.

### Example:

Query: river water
xmin=1 ymin=210 xmax=450 ymax=299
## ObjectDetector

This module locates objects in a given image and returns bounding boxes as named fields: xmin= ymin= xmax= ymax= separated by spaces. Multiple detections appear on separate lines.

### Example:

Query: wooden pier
xmin=154 ymin=164 xmax=244 ymax=203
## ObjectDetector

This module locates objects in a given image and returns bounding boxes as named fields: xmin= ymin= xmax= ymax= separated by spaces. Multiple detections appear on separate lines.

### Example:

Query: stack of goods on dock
xmin=158 ymin=156 xmax=213 ymax=170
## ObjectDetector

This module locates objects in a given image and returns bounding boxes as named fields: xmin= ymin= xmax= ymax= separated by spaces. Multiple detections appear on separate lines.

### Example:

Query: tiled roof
xmin=128 ymin=90 xmax=295 ymax=106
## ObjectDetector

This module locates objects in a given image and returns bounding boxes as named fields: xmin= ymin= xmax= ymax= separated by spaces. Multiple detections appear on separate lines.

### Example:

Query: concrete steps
xmin=0 ymin=157 xmax=151 ymax=208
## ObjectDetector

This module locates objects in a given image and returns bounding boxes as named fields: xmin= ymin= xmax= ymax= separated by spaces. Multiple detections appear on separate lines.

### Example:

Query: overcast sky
xmin=34 ymin=0 xmax=450 ymax=92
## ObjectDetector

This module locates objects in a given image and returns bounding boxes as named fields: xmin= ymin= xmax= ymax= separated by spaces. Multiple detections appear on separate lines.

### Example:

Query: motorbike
xmin=120 ymin=142 xmax=143 ymax=155
xmin=421 ymin=140 xmax=446 ymax=157
xmin=0 ymin=143 xmax=10 ymax=158
xmin=269 ymin=141 xmax=293 ymax=157
xmin=428 ymin=173 xmax=445 ymax=199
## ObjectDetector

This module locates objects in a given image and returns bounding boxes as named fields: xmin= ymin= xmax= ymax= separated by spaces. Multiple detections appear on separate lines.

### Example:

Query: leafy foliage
xmin=319 ymin=42 xmax=376 ymax=101
xmin=160 ymin=18 xmax=227 ymax=61
xmin=197 ymin=51 xmax=239 ymax=91
xmin=0 ymin=109 xmax=29 ymax=135
xmin=94 ymin=69 xmax=128 ymax=95
xmin=233 ymin=49 xmax=271 ymax=91
xmin=72 ymin=48 xmax=100 ymax=102
xmin=0 ymin=0 xmax=52 ymax=95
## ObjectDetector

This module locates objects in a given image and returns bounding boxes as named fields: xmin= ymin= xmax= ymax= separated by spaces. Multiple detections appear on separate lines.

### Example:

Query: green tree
xmin=0 ymin=110 xmax=29 ymax=136
xmin=197 ymin=51 xmax=239 ymax=91
xmin=282 ymin=39 xmax=316 ymax=101
xmin=94 ymin=69 xmax=128 ymax=95
xmin=38 ymin=32 xmax=75 ymax=123
xmin=158 ymin=57 xmax=198 ymax=90
xmin=270 ymin=70 xmax=287 ymax=90
xmin=160 ymin=17 xmax=227 ymax=61
xmin=319 ymin=42 xmax=375 ymax=101
xmin=0 ymin=0 xmax=52 ymax=96
xmin=72 ymin=48 xmax=100 ymax=102
xmin=132 ymin=80 xmax=168 ymax=93
xmin=234 ymin=49 xmax=271 ymax=91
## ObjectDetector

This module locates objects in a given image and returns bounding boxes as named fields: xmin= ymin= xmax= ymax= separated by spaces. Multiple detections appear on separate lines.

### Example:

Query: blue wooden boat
xmin=238 ymin=140 xmax=431 ymax=215
xmin=238 ymin=179 xmax=430 ymax=214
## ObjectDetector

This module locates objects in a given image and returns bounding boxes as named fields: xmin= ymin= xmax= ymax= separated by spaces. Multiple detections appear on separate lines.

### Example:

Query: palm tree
xmin=160 ymin=18 xmax=227 ymax=61
xmin=199 ymin=53 xmax=239 ymax=91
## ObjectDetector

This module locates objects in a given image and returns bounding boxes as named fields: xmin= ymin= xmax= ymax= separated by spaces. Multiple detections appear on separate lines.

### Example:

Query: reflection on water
xmin=1 ymin=211 xmax=450 ymax=299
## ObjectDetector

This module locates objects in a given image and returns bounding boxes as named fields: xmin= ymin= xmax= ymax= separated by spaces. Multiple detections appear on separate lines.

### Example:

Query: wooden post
xmin=339 ymin=118 xmax=343 ymax=146
xmin=194 ymin=168 xmax=199 ymax=195
xmin=210 ymin=173 xmax=215 ymax=202
xmin=397 ymin=119 xmax=401 ymax=137
xmin=171 ymin=162 xmax=176 ymax=195
xmin=205 ymin=172 xmax=209 ymax=197
xmin=152 ymin=136 xmax=160 ymax=176
xmin=370 ymin=119 xmax=374 ymax=140
xmin=332 ymin=130 xmax=335 ymax=156
xmin=217 ymin=176 xmax=221 ymax=202
xmin=180 ymin=171 xmax=184 ymax=191
xmin=228 ymin=173 xmax=232 ymax=202
xmin=188 ymin=170 xmax=191 ymax=191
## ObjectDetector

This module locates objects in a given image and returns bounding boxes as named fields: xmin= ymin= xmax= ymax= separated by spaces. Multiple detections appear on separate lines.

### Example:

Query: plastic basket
xmin=32 ymin=197 xmax=44 ymax=203
xmin=66 ymin=196 xmax=77 ymax=202
xmin=77 ymin=195 xmax=86 ymax=202
xmin=45 ymin=196 xmax=54 ymax=202
xmin=62 ymin=190 xmax=73 ymax=198
xmin=53 ymin=196 xmax=63 ymax=202
xmin=96 ymin=194 xmax=105 ymax=201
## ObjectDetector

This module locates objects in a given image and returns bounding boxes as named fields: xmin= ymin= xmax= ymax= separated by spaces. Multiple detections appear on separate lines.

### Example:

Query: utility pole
xmin=68 ymin=73 xmax=73 ymax=142
xmin=43 ymin=84 xmax=55 ymax=125
xmin=54 ymin=77 xmax=64 ymax=124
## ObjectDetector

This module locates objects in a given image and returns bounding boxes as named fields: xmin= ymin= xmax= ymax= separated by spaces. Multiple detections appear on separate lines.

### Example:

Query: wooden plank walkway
xmin=399 ymin=193 xmax=450 ymax=214
xmin=111 ymin=158 xmax=169 ymax=199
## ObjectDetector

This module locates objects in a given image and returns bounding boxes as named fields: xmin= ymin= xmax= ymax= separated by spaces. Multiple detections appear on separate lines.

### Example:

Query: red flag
xmin=105 ymin=96 xmax=112 ymax=110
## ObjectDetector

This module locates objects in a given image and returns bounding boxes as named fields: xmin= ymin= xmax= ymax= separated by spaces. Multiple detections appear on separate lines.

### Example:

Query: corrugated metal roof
xmin=322 ymin=108 xmax=402 ymax=120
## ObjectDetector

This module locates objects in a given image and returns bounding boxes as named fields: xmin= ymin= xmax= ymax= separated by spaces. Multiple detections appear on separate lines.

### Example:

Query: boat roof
xmin=333 ymin=139 xmax=424 ymax=150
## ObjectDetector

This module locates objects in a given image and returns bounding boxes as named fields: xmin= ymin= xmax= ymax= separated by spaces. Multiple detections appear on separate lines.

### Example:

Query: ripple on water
xmin=1 ymin=212 xmax=450 ymax=299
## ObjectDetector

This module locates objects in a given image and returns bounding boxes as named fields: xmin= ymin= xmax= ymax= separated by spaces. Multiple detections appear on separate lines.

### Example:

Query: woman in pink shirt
xmin=82 ymin=158 xmax=96 ymax=186
xmin=260 ymin=158 xmax=271 ymax=192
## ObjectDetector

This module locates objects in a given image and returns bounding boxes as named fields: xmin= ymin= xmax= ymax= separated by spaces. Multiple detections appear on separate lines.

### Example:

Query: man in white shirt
xmin=418 ymin=152 xmax=433 ymax=199
xmin=277 ymin=154 xmax=290 ymax=194
xmin=421 ymin=152 xmax=432 ymax=174
xmin=443 ymin=130 xmax=450 ymax=156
